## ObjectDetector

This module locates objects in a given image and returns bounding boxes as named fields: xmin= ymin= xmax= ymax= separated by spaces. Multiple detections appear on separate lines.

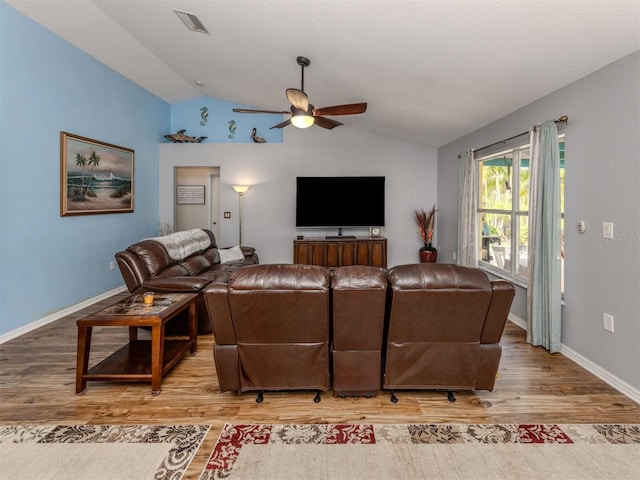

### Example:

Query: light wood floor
xmin=1 ymin=291 xmax=638 ymax=479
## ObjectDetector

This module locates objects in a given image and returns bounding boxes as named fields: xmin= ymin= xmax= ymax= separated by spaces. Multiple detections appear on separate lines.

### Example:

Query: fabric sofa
xmin=383 ymin=263 xmax=515 ymax=402
xmin=115 ymin=228 xmax=258 ymax=333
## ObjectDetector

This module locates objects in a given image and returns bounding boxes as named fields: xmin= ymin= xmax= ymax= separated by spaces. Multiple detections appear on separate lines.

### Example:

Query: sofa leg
xmin=447 ymin=391 xmax=456 ymax=403
xmin=256 ymin=391 xmax=264 ymax=403
xmin=390 ymin=391 xmax=398 ymax=403
xmin=313 ymin=391 xmax=321 ymax=403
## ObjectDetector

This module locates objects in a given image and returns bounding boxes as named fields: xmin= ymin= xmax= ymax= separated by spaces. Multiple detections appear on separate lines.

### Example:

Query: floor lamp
xmin=232 ymin=185 xmax=250 ymax=245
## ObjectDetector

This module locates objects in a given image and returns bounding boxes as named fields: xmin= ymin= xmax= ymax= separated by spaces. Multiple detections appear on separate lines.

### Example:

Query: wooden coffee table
xmin=76 ymin=292 xmax=198 ymax=395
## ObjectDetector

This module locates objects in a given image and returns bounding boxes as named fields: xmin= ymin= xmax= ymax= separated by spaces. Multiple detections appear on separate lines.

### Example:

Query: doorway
xmin=174 ymin=167 xmax=220 ymax=239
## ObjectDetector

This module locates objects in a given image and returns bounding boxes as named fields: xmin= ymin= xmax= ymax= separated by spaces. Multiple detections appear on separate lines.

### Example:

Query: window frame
xmin=476 ymin=135 xmax=565 ymax=289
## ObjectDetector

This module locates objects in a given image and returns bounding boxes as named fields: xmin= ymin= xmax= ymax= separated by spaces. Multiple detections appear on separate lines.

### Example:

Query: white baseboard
xmin=508 ymin=313 xmax=527 ymax=330
xmin=507 ymin=314 xmax=640 ymax=405
xmin=560 ymin=344 xmax=640 ymax=405
xmin=0 ymin=285 xmax=127 ymax=344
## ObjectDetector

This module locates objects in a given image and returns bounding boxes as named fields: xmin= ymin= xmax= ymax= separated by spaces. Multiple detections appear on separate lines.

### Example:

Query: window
xmin=477 ymin=137 xmax=564 ymax=287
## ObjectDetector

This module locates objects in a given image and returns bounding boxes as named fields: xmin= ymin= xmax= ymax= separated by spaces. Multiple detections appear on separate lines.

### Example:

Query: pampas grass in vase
xmin=415 ymin=204 xmax=438 ymax=262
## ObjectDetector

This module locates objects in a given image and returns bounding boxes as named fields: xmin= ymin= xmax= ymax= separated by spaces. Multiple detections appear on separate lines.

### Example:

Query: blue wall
xmin=169 ymin=97 xmax=284 ymax=144
xmin=0 ymin=2 xmax=169 ymax=335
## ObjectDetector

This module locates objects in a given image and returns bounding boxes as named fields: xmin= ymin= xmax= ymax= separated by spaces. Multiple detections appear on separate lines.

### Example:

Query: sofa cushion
xmin=196 ymin=270 xmax=233 ymax=284
xmin=182 ymin=254 xmax=214 ymax=275
xmin=219 ymin=245 xmax=245 ymax=264
xmin=154 ymin=264 xmax=190 ymax=278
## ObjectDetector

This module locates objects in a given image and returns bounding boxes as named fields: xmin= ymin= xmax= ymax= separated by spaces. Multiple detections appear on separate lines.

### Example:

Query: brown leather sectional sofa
xmin=203 ymin=262 xmax=515 ymax=402
xmin=115 ymin=229 xmax=258 ymax=334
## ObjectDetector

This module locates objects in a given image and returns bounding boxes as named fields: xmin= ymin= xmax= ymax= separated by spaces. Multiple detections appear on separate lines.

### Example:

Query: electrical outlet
xmin=603 ymin=313 xmax=614 ymax=333
xmin=109 ymin=261 xmax=115 ymax=271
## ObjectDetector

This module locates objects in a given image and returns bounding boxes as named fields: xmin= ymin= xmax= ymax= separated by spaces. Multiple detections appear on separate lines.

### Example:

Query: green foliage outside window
xmin=477 ymin=138 xmax=564 ymax=283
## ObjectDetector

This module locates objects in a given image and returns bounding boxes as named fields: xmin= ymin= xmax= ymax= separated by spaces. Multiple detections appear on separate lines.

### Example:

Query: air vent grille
xmin=173 ymin=10 xmax=209 ymax=35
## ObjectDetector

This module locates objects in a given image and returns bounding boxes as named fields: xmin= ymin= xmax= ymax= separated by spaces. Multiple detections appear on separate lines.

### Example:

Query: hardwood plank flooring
xmin=1 ymin=292 xmax=638 ymax=479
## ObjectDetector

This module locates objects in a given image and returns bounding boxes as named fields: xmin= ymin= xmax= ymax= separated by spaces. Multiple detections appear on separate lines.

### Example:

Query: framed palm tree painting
xmin=60 ymin=132 xmax=134 ymax=216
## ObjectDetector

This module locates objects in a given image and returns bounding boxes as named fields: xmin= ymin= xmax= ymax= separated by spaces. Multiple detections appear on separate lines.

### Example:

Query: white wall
xmin=160 ymin=126 xmax=438 ymax=267
xmin=437 ymin=52 xmax=640 ymax=395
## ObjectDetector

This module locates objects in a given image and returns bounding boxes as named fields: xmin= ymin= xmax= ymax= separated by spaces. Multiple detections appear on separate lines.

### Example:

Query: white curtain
xmin=527 ymin=120 xmax=562 ymax=352
xmin=458 ymin=150 xmax=478 ymax=267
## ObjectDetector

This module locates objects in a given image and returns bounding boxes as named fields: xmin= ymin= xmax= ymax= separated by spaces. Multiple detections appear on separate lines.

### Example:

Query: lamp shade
xmin=233 ymin=185 xmax=250 ymax=194
xmin=291 ymin=106 xmax=315 ymax=129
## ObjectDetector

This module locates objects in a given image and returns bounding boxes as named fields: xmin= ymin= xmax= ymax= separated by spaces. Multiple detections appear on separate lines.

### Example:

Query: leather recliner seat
xmin=383 ymin=263 xmax=515 ymax=397
xmin=204 ymin=264 xmax=331 ymax=400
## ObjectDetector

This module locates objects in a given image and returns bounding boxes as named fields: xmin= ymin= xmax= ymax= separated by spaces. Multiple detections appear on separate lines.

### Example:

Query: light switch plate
xmin=603 ymin=222 xmax=613 ymax=239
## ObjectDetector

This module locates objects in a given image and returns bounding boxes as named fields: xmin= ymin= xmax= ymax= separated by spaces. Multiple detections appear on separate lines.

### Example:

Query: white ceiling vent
xmin=173 ymin=10 xmax=209 ymax=35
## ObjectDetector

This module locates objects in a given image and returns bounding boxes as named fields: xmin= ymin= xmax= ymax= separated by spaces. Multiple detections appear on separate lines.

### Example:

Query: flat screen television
xmin=296 ymin=176 xmax=385 ymax=227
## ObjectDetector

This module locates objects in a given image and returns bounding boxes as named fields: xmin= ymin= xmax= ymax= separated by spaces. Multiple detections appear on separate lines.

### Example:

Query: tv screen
xmin=296 ymin=176 xmax=385 ymax=227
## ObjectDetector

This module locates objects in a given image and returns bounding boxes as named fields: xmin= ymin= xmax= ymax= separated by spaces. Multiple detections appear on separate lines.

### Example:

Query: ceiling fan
xmin=232 ymin=56 xmax=367 ymax=130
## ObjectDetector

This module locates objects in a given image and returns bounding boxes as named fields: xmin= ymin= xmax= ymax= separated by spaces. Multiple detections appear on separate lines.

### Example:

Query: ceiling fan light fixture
xmin=291 ymin=106 xmax=315 ymax=129
xmin=233 ymin=57 xmax=366 ymax=130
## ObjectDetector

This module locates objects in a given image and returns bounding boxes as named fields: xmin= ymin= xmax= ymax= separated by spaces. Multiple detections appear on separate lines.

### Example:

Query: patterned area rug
xmin=202 ymin=423 xmax=640 ymax=480
xmin=0 ymin=424 xmax=209 ymax=480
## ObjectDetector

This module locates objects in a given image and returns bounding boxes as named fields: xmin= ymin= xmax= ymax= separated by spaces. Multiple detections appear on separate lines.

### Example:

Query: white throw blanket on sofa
xmin=147 ymin=229 xmax=211 ymax=260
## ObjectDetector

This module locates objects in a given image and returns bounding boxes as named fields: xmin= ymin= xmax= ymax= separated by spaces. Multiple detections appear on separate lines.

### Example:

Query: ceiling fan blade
xmin=269 ymin=119 xmax=292 ymax=130
xmin=286 ymin=88 xmax=309 ymax=111
xmin=312 ymin=116 xmax=343 ymax=129
xmin=313 ymin=103 xmax=367 ymax=116
xmin=233 ymin=108 xmax=290 ymax=114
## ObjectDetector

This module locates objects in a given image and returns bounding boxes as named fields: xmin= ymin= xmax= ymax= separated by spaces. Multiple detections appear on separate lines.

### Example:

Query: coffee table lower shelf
xmin=83 ymin=339 xmax=192 ymax=382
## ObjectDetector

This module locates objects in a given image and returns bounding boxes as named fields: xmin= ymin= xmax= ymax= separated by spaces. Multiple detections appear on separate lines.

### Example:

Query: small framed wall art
xmin=176 ymin=185 xmax=206 ymax=204
xmin=60 ymin=132 xmax=134 ymax=216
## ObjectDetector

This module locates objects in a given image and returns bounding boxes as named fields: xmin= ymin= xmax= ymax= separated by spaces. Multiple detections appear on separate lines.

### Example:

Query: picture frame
xmin=60 ymin=132 xmax=134 ymax=216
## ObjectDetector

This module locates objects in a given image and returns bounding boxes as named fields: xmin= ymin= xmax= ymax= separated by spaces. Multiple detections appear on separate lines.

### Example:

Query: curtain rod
xmin=456 ymin=115 xmax=568 ymax=159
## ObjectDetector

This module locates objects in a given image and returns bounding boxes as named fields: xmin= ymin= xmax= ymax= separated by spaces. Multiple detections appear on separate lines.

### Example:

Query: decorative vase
xmin=419 ymin=244 xmax=438 ymax=263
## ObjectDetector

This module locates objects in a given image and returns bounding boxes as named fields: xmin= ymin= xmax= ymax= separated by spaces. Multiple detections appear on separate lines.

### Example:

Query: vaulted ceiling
xmin=7 ymin=0 xmax=640 ymax=147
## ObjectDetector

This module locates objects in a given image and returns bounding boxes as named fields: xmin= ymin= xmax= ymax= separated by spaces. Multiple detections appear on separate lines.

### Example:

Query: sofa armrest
xmin=480 ymin=280 xmax=516 ymax=344
xmin=115 ymin=250 xmax=147 ymax=293
xmin=142 ymin=276 xmax=211 ymax=292
xmin=203 ymin=282 xmax=236 ymax=344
